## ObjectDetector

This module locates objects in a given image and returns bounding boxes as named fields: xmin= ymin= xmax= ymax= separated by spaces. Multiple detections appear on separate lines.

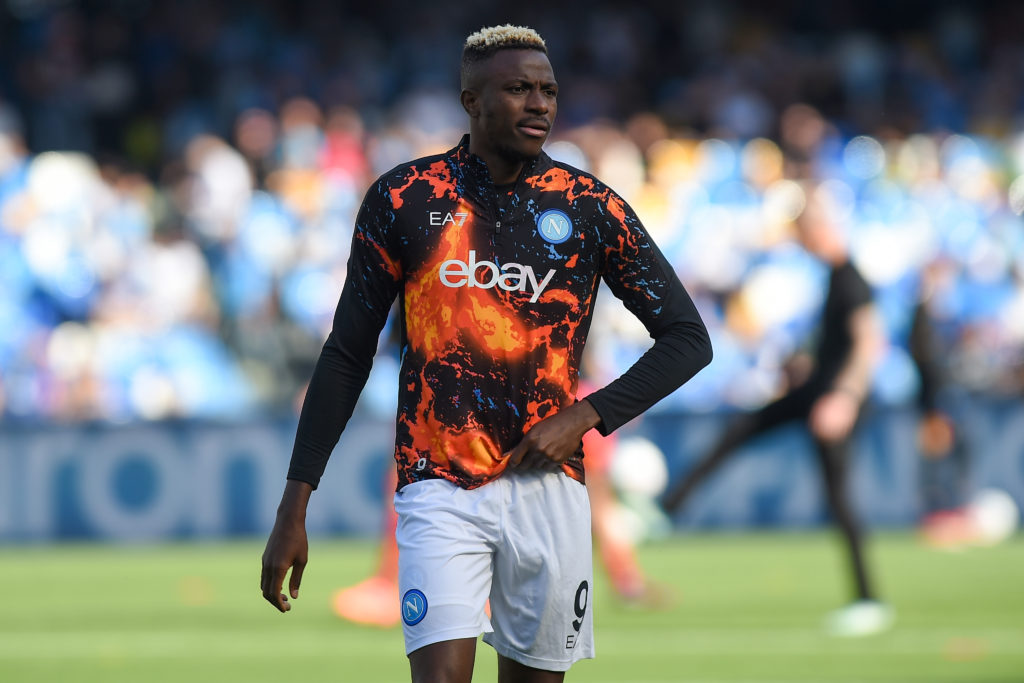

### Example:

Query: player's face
xmin=471 ymin=49 xmax=557 ymax=163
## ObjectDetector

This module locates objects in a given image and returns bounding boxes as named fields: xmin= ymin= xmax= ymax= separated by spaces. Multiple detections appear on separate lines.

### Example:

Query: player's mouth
xmin=517 ymin=120 xmax=550 ymax=138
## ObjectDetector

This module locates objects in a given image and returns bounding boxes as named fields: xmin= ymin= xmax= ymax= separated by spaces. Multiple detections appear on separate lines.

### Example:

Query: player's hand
xmin=260 ymin=480 xmax=312 ymax=613
xmin=809 ymin=390 xmax=859 ymax=443
xmin=505 ymin=400 xmax=601 ymax=471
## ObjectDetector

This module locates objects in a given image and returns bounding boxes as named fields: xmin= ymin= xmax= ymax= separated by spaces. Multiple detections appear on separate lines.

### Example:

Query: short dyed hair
xmin=461 ymin=25 xmax=548 ymax=89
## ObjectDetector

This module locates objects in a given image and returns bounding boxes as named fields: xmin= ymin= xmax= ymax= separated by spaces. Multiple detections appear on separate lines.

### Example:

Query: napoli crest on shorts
xmin=402 ymin=589 xmax=428 ymax=626
xmin=537 ymin=209 xmax=572 ymax=244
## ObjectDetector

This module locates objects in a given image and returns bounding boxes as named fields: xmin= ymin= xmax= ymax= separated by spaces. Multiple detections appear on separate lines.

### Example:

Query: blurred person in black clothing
xmin=662 ymin=186 xmax=892 ymax=637
xmin=910 ymin=261 xmax=975 ymax=548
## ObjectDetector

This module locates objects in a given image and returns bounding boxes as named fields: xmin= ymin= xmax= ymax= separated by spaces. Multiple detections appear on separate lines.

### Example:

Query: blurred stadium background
xmin=1 ymin=0 xmax=1022 ymax=681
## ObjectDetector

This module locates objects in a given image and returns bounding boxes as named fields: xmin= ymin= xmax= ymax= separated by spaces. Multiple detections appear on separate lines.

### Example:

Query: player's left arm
xmin=580 ymin=191 xmax=713 ymax=436
xmin=508 ymin=189 xmax=711 ymax=470
xmin=809 ymin=303 xmax=885 ymax=442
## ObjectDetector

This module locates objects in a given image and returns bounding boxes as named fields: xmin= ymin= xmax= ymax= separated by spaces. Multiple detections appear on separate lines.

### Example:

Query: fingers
xmin=289 ymin=561 xmax=305 ymax=599
xmin=505 ymin=432 xmax=570 ymax=472
xmin=505 ymin=441 xmax=528 ymax=468
xmin=262 ymin=566 xmax=292 ymax=612
xmin=505 ymin=429 xmax=554 ymax=470
xmin=506 ymin=447 xmax=561 ymax=472
xmin=524 ymin=451 xmax=561 ymax=471
xmin=261 ymin=556 xmax=294 ymax=613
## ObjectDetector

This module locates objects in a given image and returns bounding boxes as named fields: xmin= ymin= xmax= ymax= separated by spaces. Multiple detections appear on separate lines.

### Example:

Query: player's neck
xmin=467 ymin=137 xmax=525 ymax=186
xmin=480 ymin=153 xmax=523 ymax=186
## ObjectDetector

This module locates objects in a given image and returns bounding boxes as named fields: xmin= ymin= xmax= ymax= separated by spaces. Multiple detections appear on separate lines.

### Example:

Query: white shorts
xmin=394 ymin=469 xmax=595 ymax=672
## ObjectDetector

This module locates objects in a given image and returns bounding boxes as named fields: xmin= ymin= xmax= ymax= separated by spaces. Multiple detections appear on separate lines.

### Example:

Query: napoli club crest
xmin=402 ymin=589 xmax=428 ymax=626
xmin=537 ymin=209 xmax=572 ymax=244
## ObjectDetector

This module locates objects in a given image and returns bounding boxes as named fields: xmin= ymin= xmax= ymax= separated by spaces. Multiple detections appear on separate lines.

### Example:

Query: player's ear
xmin=461 ymin=89 xmax=480 ymax=118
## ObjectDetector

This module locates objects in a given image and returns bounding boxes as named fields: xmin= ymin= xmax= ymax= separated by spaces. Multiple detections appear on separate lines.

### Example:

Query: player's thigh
xmin=409 ymin=637 xmax=478 ymax=683
xmin=486 ymin=471 xmax=594 ymax=671
xmin=497 ymin=653 xmax=566 ymax=683
xmin=395 ymin=479 xmax=497 ymax=655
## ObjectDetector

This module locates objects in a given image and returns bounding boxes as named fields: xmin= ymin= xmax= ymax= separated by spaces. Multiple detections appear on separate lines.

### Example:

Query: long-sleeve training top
xmin=288 ymin=135 xmax=712 ymax=491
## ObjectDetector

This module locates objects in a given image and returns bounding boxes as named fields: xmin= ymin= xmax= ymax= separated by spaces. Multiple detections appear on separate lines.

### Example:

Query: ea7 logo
xmin=440 ymin=250 xmax=555 ymax=303
xmin=429 ymin=211 xmax=469 ymax=226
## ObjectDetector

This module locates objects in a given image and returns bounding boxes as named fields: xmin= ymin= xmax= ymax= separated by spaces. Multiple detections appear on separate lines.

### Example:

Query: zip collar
xmin=449 ymin=134 xmax=554 ymax=217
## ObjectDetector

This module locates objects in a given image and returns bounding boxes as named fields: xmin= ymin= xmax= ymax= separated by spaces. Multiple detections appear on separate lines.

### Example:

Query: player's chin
xmin=511 ymin=131 xmax=548 ymax=157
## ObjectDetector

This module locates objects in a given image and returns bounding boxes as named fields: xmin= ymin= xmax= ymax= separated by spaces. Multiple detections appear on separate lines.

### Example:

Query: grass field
xmin=1 ymin=532 xmax=1022 ymax=683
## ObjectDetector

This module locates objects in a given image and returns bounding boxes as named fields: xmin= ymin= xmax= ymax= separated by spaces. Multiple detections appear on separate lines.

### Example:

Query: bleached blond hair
xmin=461 ymin=25 xmax=548 ymax=88
xmin=464 ymin=25 xmax=546 ymax=53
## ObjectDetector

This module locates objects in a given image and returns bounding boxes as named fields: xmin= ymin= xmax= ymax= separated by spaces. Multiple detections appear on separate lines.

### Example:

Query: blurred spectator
xmin=910 ymin=259 xmax=975 ymax=548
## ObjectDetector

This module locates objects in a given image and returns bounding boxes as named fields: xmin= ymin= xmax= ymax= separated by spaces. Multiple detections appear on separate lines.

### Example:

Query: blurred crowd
xmin=1 ymin=0 xmax=1024 ymax=422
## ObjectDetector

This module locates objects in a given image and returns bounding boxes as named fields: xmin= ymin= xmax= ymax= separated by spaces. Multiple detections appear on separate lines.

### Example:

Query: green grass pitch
xmin=1 ymin=533 xmax=1021 ymax=682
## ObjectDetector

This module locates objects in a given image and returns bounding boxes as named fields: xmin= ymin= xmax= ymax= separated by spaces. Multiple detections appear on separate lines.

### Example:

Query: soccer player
xmin=661 ymin=187 xmax=893 ymax=637
xmin=260 ymin=24 xmax=712 ymax=683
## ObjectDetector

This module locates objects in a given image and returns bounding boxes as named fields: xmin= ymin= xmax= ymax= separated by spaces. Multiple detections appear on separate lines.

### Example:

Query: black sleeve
xmin=583 ymin=191 xmax=712 ymax=435
xmin=286 ymin=179 xmax=402 ymax=489
xmin=840 ymin=261 xmax=874 ymax=312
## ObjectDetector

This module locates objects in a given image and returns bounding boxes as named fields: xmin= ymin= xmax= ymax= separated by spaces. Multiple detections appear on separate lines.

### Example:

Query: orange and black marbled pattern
xmin=348 ymin=138 xmax=677 ymax=490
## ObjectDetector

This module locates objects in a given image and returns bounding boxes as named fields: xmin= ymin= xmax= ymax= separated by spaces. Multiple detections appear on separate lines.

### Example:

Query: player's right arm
xmin=286 ymin=177 xmax=403 ymax=489
xmin=260 ymin=177 xmax=402 ymax=612
xmin=260 ymin=479 xmax=312 ymax=612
